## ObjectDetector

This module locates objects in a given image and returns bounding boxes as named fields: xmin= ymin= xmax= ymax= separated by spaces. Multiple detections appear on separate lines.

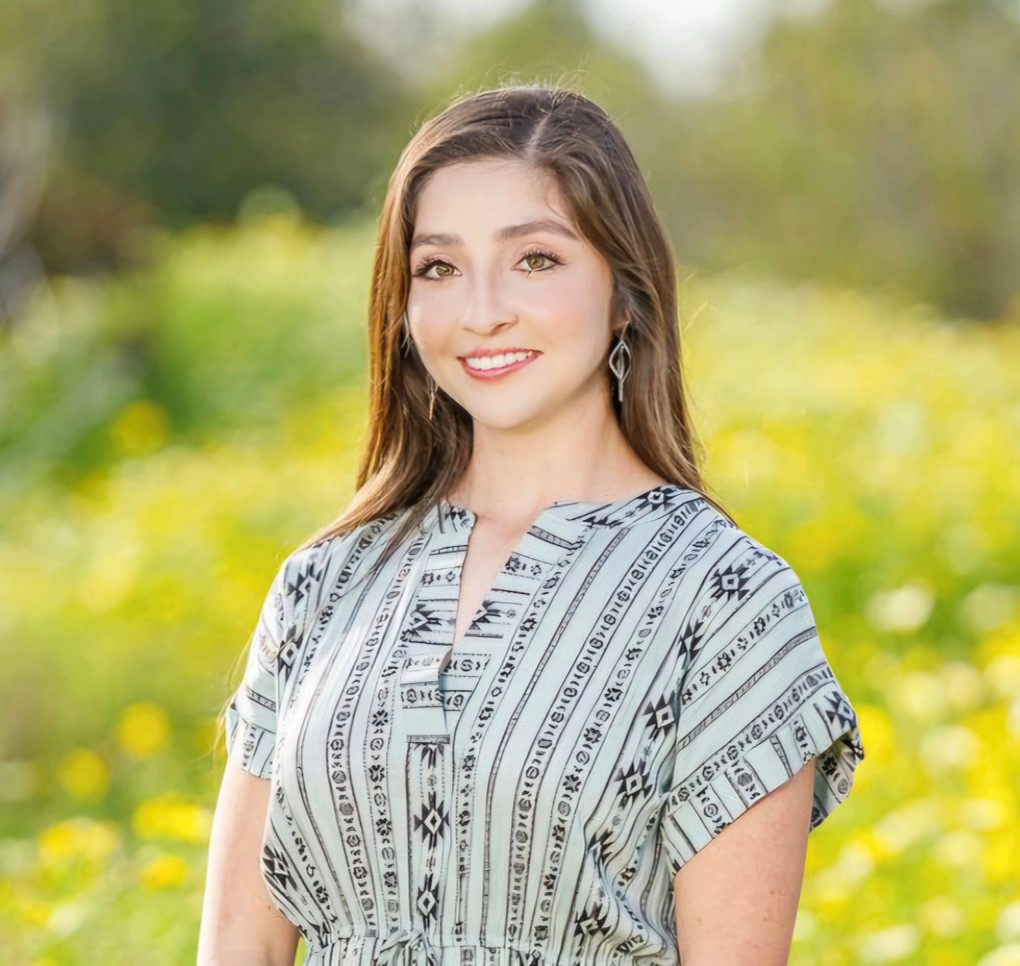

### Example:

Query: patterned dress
xmin=225 ymin=483 xmax=864 ymax=965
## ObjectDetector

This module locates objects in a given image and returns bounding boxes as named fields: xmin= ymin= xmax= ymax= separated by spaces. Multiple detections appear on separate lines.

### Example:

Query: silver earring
xmin=401 ymin=313 xmax=412 ymax=354
xmin=608 ymin=327 xmax=632 ymax=403
xmin=427 ymin=374 xmax=437 ymax=421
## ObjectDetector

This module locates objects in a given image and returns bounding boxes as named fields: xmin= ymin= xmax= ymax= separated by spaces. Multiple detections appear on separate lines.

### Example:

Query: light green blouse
xmin=226 ymin=484 xmax=864 ymax=965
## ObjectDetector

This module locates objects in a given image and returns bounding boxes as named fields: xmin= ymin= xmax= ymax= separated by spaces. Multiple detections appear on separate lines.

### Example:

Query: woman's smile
xmin=459 ymin=348 xmax=540 ymax=378
xmin=406 ymin=158 xmax=617 ymax=429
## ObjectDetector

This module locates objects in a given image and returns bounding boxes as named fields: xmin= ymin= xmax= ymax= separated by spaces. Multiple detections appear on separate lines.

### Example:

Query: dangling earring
xmin=400 ymin=312 xmax=412 ymax=355
xmin=427 ymin=374 xmax=437 ymax=421
xmin=608 ymin=324 xmax=632 ymax=403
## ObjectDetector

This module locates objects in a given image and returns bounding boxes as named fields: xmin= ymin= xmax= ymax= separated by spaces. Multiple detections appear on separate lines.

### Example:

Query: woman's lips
xmin=459 ymin=352 xmax=539 ymax=379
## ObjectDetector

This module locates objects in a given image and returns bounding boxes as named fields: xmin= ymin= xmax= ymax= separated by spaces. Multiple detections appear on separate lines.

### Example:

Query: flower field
xmin=0 ymin=218 xmax=1017 ymax=964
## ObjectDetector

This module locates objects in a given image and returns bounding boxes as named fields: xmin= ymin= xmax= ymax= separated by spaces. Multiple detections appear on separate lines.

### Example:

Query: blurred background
xmin=1 ymin=0 xmax=1018 ymax=962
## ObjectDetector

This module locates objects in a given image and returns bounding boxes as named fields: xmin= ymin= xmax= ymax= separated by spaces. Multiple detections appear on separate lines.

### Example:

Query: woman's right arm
xmin=197 ymin=758 xmax=300 ymax=966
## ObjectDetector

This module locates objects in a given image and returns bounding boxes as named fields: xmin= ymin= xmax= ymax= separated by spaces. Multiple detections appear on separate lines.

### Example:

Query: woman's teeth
xmin=464 ymin=351 xmax=535 ymax=371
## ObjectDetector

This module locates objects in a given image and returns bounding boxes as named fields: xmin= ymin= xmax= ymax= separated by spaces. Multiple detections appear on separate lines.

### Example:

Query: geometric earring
xmin=608 ymin=326 xmax=632 ymax=404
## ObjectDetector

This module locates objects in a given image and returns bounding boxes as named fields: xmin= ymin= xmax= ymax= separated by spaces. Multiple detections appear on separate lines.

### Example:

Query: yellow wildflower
xmin=132 ymin=794 xmax=211 ymax=844
xmin=108 ymin=400 xmax=168 ymax=457
xmin=115 ymin=702 xmax=172 ymax=759
xmin=37 ymin=817 xmax=120 ymax=865
xmin=139 ymin=853 xmax=189 ymax=890
xmin=56 ymin=750 xmax=109 ymax=801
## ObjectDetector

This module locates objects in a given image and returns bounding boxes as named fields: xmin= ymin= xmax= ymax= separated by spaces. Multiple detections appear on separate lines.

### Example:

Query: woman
xmin=199 ymin=84 xmax=864 ymax=965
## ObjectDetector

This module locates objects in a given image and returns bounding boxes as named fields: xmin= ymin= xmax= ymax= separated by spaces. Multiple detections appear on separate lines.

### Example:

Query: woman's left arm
xmin=659 ymin=535 xmax=865 ymax=962
xmin=673 ymin=759 xmax=816 ymax=965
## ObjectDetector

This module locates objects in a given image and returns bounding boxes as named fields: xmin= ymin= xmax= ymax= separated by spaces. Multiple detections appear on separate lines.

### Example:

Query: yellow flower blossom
xmin=108 ymin=399 xmax=168 ymax=457
xmin=853 ymin=704 xmax=894 ymax=771
xmin=978 ymin=619 xmax=1020 ymax=661
xmin=984 ymin=826 xmax=1020 ymax=885
xmin=56 ymin=749 xmax=109 ymax=801
xmin=2 ymin=876 xmax=52 ymax=931
xmin=139 ymin=853 xmax=189 ymax=890
xmin=963 ymin=708 xmax=1015 ymax=802
xmin=37 ymin=817 xmax=121 ymax=865
xmin=115 ymin=702 xmax=172 ymax=759
xmin=132 ymin=794 xmax=211 ymax=844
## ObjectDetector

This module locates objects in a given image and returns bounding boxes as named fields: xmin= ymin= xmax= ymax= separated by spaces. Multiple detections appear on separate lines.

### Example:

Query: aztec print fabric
xmin=225 ymin=483 xmax=864 ymax=965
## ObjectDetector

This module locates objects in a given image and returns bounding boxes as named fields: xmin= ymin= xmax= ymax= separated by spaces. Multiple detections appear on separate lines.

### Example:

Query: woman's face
xmin=405 ymin=158 xmax=618 ymax=434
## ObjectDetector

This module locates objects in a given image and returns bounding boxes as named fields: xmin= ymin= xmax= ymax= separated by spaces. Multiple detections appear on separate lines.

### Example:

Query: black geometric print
xmin=675 ymin=616 xmax=707 ymax=663
xmin=276 ymin=622 xmax=303 ymax=679
xmin=468 ymin=598 xmax=501 ymax=630
xmin=413 ymin=790 xmax=449 ymax=850
xmin=416 ymin=871 xmax=441 ymax=927
xmin=642 ymin=694 xmax=676 ymax=738
xmin=286 ymin=557 xmax=323 ymax=608
xmin=614 ymin=759 xmax=653 ymax=805
xmin=708 ymin=560 xmax=753 ymax=602
xmin=404 ymin=601 xmax=446 ymax=638
xmin=261 ymin=844 xmax=296 ymax=892
xmin=417 ymin=741 xmax=442 ymax=769
xmin=573 ymin=898 xmax=612 ymax=939
xmin=224 ymin=483 xmax=864 ymax=964
xmin=823 ymin=689 xmax=858 ymax=731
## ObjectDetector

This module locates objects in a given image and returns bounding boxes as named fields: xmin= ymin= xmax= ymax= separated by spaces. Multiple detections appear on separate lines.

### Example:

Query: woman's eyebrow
xmin=409 ymin=219 xmax=579 ymax=254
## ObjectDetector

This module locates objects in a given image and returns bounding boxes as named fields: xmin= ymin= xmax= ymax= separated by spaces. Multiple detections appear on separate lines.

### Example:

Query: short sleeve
xmin=660 ymin=540 xmax=865 ymax=876
xmin=224 ymin=558 xmax=289 ymax=779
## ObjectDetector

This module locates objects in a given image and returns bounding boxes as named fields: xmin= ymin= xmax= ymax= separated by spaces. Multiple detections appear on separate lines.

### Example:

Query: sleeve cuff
xmin=225 ymin=692 xmax=276 ymax=779
xmin=661 ymin=683 xmax=864 ymax=876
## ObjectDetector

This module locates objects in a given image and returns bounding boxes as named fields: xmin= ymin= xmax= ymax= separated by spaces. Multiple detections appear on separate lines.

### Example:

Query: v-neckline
xmin=397 ymin=482 xmax=702 ymax=739
xmin=434 ymin=483 xmax=696 ymax=652
xmin=447 ymin=510 xmax=557 ymax=654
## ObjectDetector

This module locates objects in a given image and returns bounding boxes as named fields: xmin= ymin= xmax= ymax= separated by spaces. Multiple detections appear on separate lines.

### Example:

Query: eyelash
xmin=410 ymin=247 xmax=563 ymax=280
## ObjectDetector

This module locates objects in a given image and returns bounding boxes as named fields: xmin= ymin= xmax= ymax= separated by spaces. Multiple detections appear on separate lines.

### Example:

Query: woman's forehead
xmin=413 ymin=162 xmax=574 ymax=232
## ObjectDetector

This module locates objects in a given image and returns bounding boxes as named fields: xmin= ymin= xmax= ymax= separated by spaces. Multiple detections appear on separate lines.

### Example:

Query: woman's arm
xmin=673 ymin=759 xmax=816 ymax=965
xmin=197 ymin=759 xmax=300 ymax=966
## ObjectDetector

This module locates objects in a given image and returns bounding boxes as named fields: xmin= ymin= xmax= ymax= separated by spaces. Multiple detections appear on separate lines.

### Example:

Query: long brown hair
xmin=298 ymin=82 xmax=731 ymax=566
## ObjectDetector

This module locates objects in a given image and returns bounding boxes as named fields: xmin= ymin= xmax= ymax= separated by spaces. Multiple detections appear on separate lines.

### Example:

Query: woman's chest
xmin=273 ymin=517 xmax=693 ymax=824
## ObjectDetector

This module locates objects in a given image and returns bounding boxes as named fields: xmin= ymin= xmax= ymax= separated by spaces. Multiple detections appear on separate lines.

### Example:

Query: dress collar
xmin=431 ymin=483 xmax=702 ymax=535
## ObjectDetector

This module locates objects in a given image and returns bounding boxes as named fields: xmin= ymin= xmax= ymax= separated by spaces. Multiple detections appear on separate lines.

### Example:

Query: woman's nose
xmin=459 ymin=275 xmax=516 ymax=332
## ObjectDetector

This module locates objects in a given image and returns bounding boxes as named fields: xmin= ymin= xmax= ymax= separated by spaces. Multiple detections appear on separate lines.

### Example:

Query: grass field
xmin=1 ymin=217 xmax=1017 ymax=964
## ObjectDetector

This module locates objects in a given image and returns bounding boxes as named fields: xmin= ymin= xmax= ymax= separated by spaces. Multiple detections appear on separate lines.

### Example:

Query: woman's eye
xmin=412 ymin=258 xmax=455 ymax=279
xmin=520 ymin=249 xmax=561 ymax=273
xmin=411 ymin=249 xmax=562 ymax=280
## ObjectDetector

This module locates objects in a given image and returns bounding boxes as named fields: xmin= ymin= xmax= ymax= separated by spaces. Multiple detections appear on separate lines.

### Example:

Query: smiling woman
xmin=405 ymin=158 xmax=617 ymax=436
xmin=199 ymin=84 xmax=865 ymax=966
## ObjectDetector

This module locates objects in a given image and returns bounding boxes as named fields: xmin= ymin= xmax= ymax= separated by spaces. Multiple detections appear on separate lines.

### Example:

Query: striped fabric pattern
xmin=225 ymin=484 xmax=864 ymax=965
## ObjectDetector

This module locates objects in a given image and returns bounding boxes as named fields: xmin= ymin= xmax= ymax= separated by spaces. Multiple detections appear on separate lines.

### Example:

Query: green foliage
xmin=0 ymin=213 xmax=374 ymax=490
xmin=414 ymin=0 xmax=661 ymax=115
xmin=647 ymin=0 xmax=1020 ymax=321
xmin=1 ymin=0 xmax=411 ymax=269
xmin=0 ymin=222 xmax=1018 ymax=962
xmin=4 ymin=0 xmax=1020 ymax=318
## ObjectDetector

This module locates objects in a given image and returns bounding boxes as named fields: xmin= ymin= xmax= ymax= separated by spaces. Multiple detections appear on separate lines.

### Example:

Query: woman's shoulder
xmin=280 ymin=507 xmax=411 ymax=601
xmin=646 ymin=491 xmax=795 ymax=582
